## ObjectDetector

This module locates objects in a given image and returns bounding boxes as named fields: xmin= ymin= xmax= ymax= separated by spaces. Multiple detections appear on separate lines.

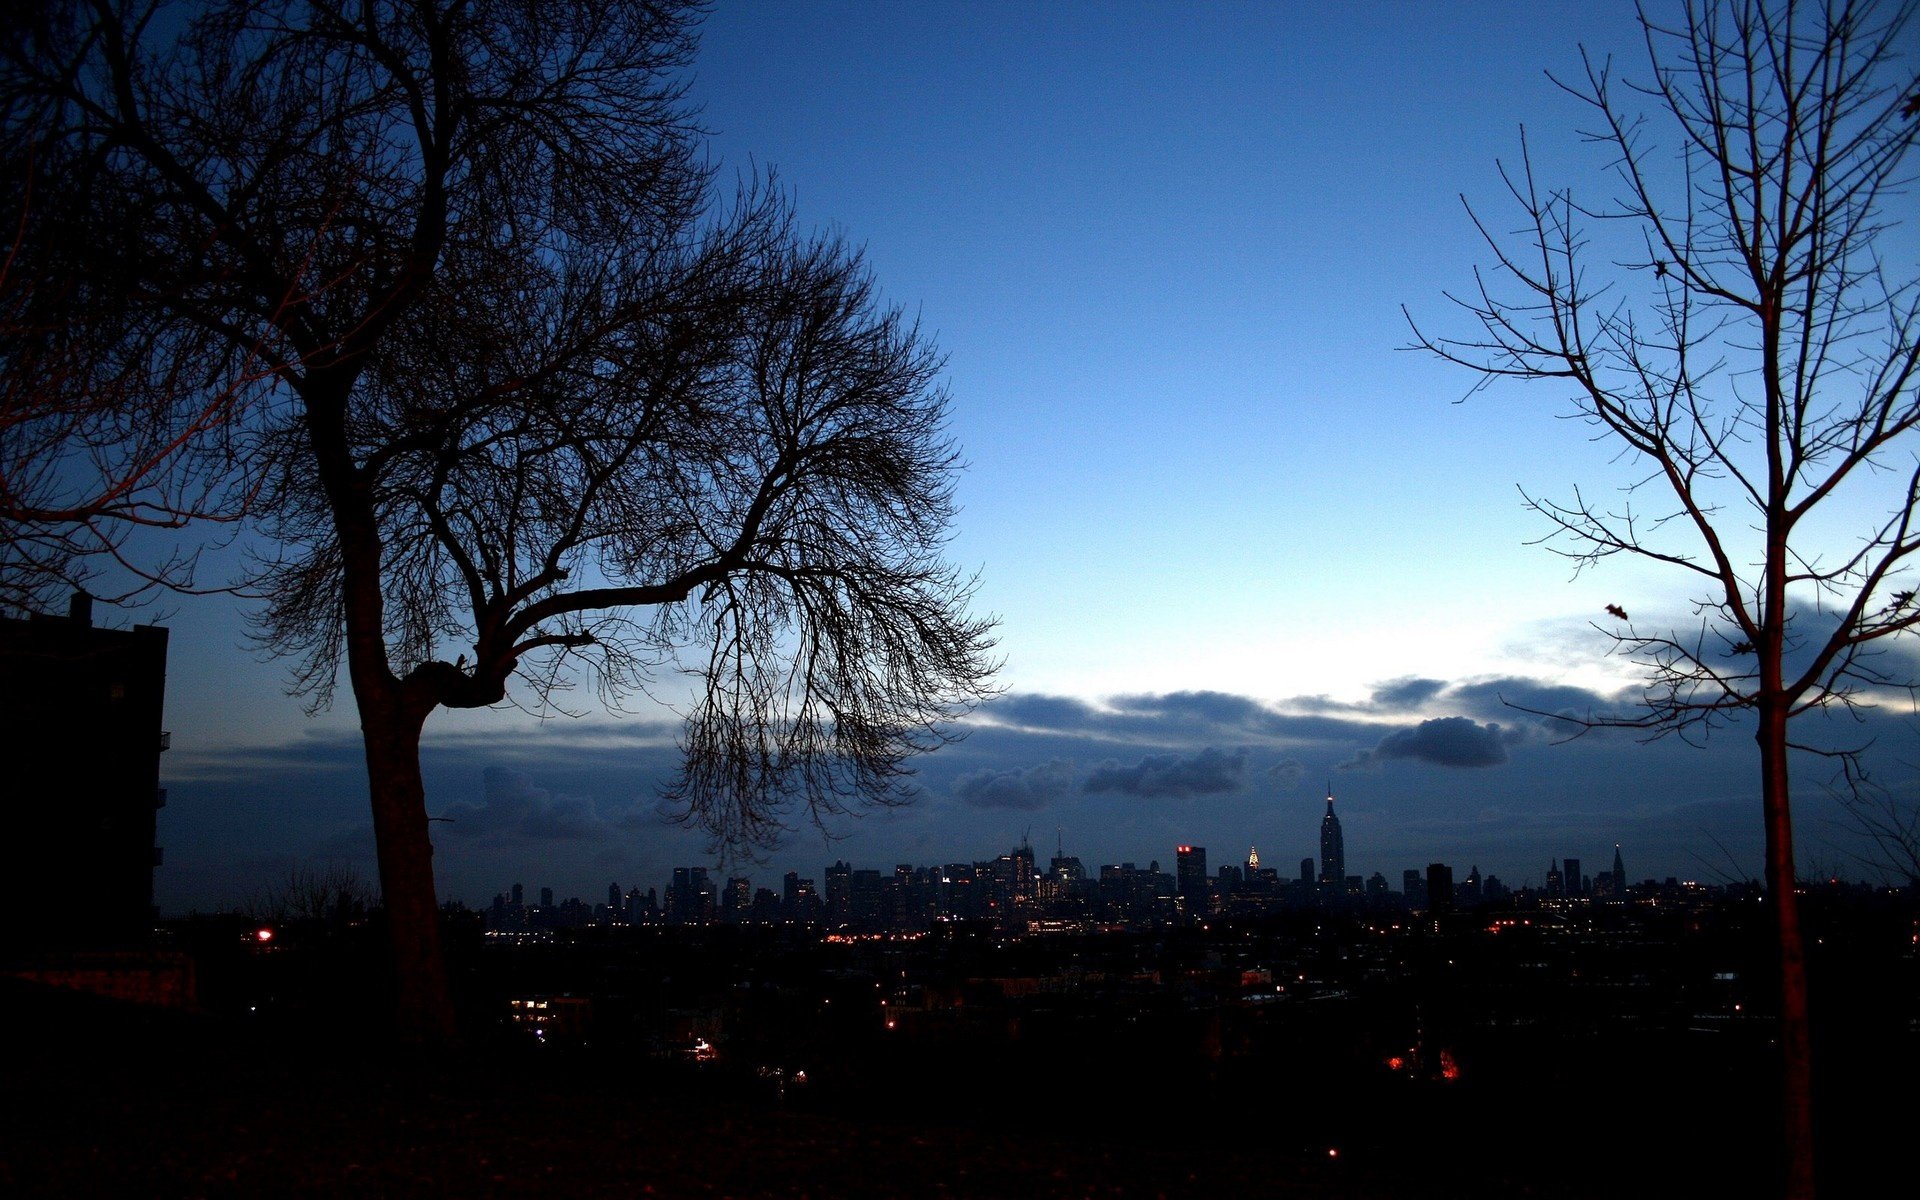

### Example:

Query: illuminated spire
xmin=1247 ymin=846 xmax=1260 ymax=872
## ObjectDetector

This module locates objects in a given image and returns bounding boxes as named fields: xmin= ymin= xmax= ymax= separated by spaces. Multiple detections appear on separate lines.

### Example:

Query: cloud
xmin=982 ymin=693 xmax=1103 ymax=731
xmin=1267 ymin=758 xmax=1306 ymax=791
xmin=1344 ymin=717 xmax=1516 ymax=770
xmin=1371 ymin=677 xmax=1448 ymax=709
xmin=1448 ymin=677 xmax=1618 ymax=725
xmin=1084 ymin=746 xmax=1249 ymax=798
xmin=439 ymin=766 xmax=621 ymax=841
xmin=1108 ymin=691 xmax=1278 ymax=730
xmin=951 ymin=759 xmax=1076 ymax=810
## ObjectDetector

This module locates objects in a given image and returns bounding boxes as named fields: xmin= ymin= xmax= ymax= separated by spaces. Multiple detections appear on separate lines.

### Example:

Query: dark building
xmin=1403 ymin=868 xmax=1427 ymax=908
xmin=782 ymin=871 xmax=821 ymax=923
xmin=825 ymin=860 xmax=852 ymax=926
xmin=721 ymin=875 xmax=752 ymax=922
xmin=1426 ymin=863 xmax=1454 ymax=916
xmin=849 ymin=868 xmax=885 ymax=931
xmin=1176 ymin=844 xmax=1208 ymax=918
xmin=1 ymin=594 xmax=169 ymax=952
xmin=1318 ymin=790 xmax=1345 ymax=899
xmin=1564 ymin=857 xmax=1583 ymax=899
xmin=668 ymin=867 xmax=713 ymax=923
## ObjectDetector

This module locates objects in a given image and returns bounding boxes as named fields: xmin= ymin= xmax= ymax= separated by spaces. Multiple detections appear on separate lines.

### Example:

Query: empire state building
xmin=1319 ymin=789 xmax=1345 ymax=888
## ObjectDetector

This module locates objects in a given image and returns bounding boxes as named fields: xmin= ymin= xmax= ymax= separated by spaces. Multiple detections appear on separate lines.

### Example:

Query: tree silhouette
xmin=6 ymin=0 xmax=996 ymax=1040
xmin=0 ymin=118 xmax=315 ymax=611
xmin=1410 ymin=2 xmax=1918 ymax=1195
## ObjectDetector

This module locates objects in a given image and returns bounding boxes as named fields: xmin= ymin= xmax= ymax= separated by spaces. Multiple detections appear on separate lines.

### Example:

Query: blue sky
xmin=139 ymin=1 xmax=1920 ymax=912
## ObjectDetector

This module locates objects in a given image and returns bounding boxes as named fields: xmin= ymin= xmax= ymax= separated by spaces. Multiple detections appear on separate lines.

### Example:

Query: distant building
xmin=1426 ymin=863 xmax=1454 ymax=916
xmin=668 ymin=867 xmax=713 ymax=923
xmin=849 ymin=868 xmax=885 ymax=931
xmin=1319 ymin=790 xmax=1345 ymax=901
xmin=825 ymin=860 xmax=852 ymax=926
xmin=1 ymin=594 xmax=169 ymax=952
xmin=1176 ymin=844 xmax=1208 ymax=918
xmin=782 ymin=871 xmax=820 ymax=923
xmin=1403 ymin=869 xmax=1427 ymax=908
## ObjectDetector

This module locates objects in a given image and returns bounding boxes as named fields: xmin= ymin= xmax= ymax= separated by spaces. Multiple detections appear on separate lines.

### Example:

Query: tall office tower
xmin=539 ymin=886 xmax=554 ymax=909
xmin=512 ymin=882 xmax=524 ymax=907
xmin=1545 ymin=860 xmax=1564 ymax=898
xmin=1426 ymin=862 xmax=1454 ymax=915
xmin=1564 ymin=857 xmax=1583 ymax=898
xmin=1319 ymin=791 xmax=1345 ymax=887
xmin=849 ymin=868 xmax=884 ymax=931
xmin=723 ymin=875 xmax=751 ymax=921
xmin=1300 ymin=857 xmax=1315 ymax=885
xmin=825 ymin=860 xmax=852 ymax=926
xmin=1403 ymin=868 xmax=1427 ymax=907
xmin=669 ymin=867 xmax=712 ymax=923
xmin=784 ymin=874 xmax=820 ymax=922
xmin=1247 ymin=846 xmax=1260 ymax=876
xmin=608 ymin=882 xmax=622 ymax=913
xmin=1176 ymin=845 xmax=1209 ymax=917
xmin=1612 ymin=844 xmax=1627 ymax=897
xmin=1009 ymin=839 xmax=1037 ymax=904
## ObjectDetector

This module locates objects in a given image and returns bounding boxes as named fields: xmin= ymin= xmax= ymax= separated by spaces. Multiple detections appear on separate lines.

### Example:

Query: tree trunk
xmin=1758 ymin=702 xmax=1814 ymax=1199
xmin=359 ymin=698 xmax=458 ymax=1043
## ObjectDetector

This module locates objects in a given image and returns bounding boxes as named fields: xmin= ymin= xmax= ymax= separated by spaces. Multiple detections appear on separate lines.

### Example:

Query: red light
xmin=254 ymin=928 xmax=273 ymax=943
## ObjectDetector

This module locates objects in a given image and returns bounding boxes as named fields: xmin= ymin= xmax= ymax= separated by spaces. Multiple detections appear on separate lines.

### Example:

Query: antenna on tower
xmin=1056 ymin=827 xmax=1063 ymax=859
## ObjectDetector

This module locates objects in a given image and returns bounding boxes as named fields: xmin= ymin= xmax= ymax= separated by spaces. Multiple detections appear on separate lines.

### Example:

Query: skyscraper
xmin=1318 ymin=790 xmax=1345 ymax=891
xmin=1612 ymin=844 xmax=1628 ymax=898
xmin=1176 ymin=844 xmax=1208 ymax=918
xmin=1426 ymin=862 xmax=1454 ymax=915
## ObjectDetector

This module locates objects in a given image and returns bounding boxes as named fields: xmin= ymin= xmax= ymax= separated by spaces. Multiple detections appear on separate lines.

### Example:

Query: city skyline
xmin=416 ymin=792 xmax=1703 ymax=920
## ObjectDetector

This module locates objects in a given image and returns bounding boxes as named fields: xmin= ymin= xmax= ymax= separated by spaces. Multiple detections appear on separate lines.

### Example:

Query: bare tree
xmin=8 ymin=0 xmax=997 ymax=1040
xmin=246 ymin=861 xmax=373 ymax=923
xmin=1835 ymin=772 xmax=1920 ymax=885
xmin=1409 ymin=2 xmax=1919 ymax=1195
xmin=0 ymin=115 xmax=308 ymax=611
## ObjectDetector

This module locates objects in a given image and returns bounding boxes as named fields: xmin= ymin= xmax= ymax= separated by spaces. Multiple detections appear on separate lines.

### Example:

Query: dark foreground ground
xmin=0 ymin=971 xmax=1903 ymax=1199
